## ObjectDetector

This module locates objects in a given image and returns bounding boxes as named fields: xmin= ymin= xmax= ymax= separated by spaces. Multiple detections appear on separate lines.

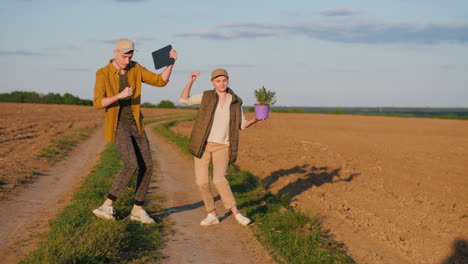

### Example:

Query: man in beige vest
xmin=179 ymin=68 xmax=261 ymax=226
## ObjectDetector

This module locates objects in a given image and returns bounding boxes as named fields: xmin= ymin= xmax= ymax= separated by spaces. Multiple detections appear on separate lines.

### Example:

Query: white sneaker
xmin=235 ymin=213 xmax=251 ymax=226
xmin=92 ymin=205 xmax=115 ymax=220
xmin=200 ymin=213 xmax=219 ymax=226
xmin=129 ymin=209 xmax=155 ymax=224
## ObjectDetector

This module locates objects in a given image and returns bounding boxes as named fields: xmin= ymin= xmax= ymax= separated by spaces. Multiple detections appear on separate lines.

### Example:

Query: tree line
xmin=0 ymin=91 xmax=93 ymax=105
xmin=0 ymin=91 xmax=176 ymax=108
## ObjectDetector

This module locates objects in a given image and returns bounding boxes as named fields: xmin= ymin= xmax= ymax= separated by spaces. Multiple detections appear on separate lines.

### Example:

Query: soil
xmin=171 ymin=112 xmax=468 ymax=264
xmin=0 ymin=103 xmax=103 ymax=190
xmin=0 ymin=103 xmax=190 ymax=194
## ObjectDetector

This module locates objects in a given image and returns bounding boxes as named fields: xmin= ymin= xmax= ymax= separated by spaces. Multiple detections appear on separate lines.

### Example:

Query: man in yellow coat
xmin=92 ymin=38 xmax=177 ymax=223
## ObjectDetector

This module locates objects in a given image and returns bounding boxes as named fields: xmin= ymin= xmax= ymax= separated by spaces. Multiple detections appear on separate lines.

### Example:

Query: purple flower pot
xmin=254 ymin=104 xmax=270 ymax=119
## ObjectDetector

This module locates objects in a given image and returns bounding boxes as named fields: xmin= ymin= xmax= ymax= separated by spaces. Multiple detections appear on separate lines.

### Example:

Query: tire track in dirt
xmin=0 ymin=127 xmax=106 ymax=264
xmin=146 ymin=125 xmax=275 ymax=264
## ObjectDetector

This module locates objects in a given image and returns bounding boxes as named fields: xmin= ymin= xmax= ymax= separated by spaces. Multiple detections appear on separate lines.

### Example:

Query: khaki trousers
xmin=194 ymin=142 xmax=236 ymax=212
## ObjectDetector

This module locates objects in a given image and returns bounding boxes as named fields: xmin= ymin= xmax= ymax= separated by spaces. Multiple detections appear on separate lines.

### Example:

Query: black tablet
xmin=152 ymin=45 xmax=175 ymax=70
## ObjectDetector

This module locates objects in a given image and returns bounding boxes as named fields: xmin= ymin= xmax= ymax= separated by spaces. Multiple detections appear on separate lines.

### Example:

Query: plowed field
xmin=0 ymin=103 xmax=192 ymax=194
xmin=171 ymin=112 xmax=468 ymax=264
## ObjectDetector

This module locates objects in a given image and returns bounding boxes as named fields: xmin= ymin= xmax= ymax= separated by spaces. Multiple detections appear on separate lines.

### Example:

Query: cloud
xmin=281 ymin=8 xmax=363 ymax=18
xmin=174 ymin=28 xmax=277 ymax=40
xmin=0 ymin=49 xmax=42 ymax=56
xmin=315 ymin=8 xmax=363 ymax=17
xmin=0 ymin=45 xmax=79 ymax=56
xmin=174 ymin=20 xmax=468 ymax=45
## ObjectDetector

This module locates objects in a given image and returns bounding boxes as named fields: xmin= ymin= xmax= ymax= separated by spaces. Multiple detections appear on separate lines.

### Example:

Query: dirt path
xmin=0 ymin=127 xmax=106 ymax=264
xmin=146 ymin=126 xmax=275 ymax=264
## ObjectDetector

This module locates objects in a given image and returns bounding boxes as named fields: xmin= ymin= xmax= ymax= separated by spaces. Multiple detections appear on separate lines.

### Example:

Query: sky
xmin=1 ymin=0 xmax=467 ymax=107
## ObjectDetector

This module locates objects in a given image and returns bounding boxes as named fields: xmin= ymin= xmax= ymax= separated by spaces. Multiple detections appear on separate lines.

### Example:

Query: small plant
xmin=15 ymin=175 xmax=31 ymax=186
xmin=254 ymin=86 xmax=277 ymax=105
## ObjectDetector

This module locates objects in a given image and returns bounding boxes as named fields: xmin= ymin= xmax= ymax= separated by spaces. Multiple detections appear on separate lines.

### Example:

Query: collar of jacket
xmin=217 ymin=87 xmax=241 ymax=104
xmin=106 ymin=59 xmax=136 ymax=74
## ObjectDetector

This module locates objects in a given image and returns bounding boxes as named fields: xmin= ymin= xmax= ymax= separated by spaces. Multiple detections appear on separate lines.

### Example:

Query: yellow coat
xmin=93 ymin=60 xmax=168 ymax=142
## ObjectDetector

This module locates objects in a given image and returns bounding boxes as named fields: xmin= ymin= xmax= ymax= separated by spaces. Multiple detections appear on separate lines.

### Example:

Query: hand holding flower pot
xmin=254 ymin=86 xmax=277 ymax=119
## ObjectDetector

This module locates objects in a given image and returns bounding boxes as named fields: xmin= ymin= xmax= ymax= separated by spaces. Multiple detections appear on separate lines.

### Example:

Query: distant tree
xmin=157 ymin=100 xmax=175 ymax=108
xmin=0 ymin=91 xmax=42 ymax=103
xmin=141 ymin=102 xmax=157 ymax=108
xmin=78 ymin=98 xmax=93 ymax=106
xmin=0 ymin=92 xmax=12 ymax=102
xmin=43 ymin=92 xmax=64 ymax=104
xmin=31 ymin=92 xmax=42 ymax=103
xmin=63 ymin=93 xmax=78 ymax=105
xmin=62 ymin=93 xmax=92 ymax=105
xmin=1 ymin=90 xmax=106 ymax=106
xmin=330 ymin=108 xmax=344 ymax=115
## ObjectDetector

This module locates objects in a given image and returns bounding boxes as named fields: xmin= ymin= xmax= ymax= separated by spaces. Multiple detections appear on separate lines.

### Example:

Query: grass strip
xmin=143 ymin=114 xmax=196 ymax=125
xmin=153 ymin=121 xmax=191 ymax=156
xmin=20 ymin=143 xmax=165 ymax=264
xmin=36 ymin=127 xmax=94 ymax=162
xmin=153 ymin=120 xmax=354 ymax=264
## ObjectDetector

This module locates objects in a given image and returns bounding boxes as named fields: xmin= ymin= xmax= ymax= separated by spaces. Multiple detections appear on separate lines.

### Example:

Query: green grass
xmin=20 ymin=144 xmax=166 ymax=264
xmin=14 ymin=170 xmax=41 ymax=186
xmin=143 ymin=114 xmax=196 ymax=125
xmin=0 ymin=176 xmax=8 ymax=200
xmin=0 ymin=176 xmax=7 ymax=185
xmin=433 ymin=114 xmax=468 ymax=120
xmin=36 ymin=127 xmax=93 ymax=162
xmin=153 ymin=121 xmax=192 ymax=156
xmin=153 ymin=120 xmax=354 ymax=264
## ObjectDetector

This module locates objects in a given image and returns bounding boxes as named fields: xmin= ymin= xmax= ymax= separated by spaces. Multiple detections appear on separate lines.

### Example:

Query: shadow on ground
xmin=155 ymin=195 xmax=220 ymax=217
xmin=443 ymin=239 xmax=468 ymax=264
xmin=264 ymin=164 xmax=360 ymax=199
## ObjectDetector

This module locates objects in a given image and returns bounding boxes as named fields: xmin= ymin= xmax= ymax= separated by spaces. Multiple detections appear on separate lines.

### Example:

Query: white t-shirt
xmin=179 ymin=93 xmax=247 ymax=144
